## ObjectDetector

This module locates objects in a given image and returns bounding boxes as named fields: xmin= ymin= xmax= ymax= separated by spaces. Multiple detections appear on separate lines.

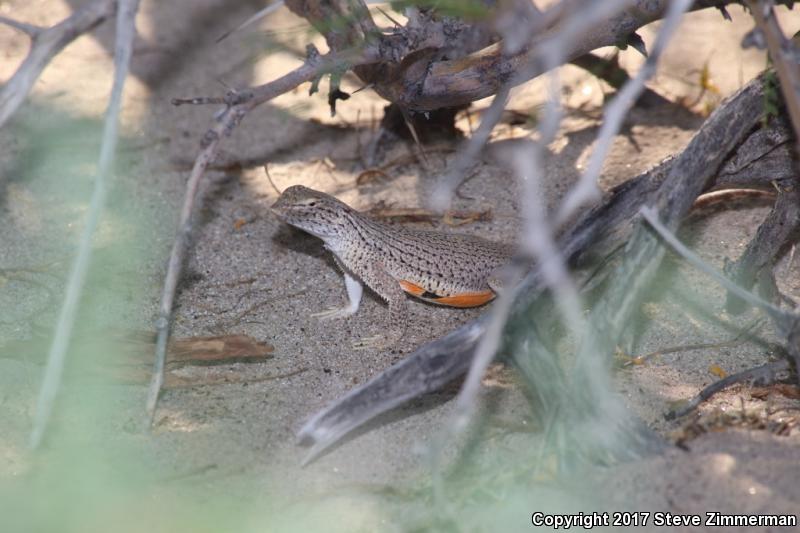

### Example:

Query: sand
xmin=0 ymin=1 xmax=798 ymax=531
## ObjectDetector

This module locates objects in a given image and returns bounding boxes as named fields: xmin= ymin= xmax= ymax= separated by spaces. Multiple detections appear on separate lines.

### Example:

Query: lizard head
xmin=271 ymin=185 xmax=353 ymax=239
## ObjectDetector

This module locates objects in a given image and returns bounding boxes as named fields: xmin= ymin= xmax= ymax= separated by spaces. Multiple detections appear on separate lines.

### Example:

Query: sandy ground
xmin=1 ymin=1 xmax=799 ymax=531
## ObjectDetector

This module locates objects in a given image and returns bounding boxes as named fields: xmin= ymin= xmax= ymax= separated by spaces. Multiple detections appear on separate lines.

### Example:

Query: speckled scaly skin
xmin=271 ymin=185 xmax=512 ymax=347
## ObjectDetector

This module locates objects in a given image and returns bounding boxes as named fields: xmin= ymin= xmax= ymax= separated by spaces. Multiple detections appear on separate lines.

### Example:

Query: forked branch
xmin=0 ymin=0 xmax=116 ymax=129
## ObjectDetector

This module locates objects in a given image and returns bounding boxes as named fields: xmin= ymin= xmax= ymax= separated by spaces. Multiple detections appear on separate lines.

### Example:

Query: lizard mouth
xmin=270 ymin=205 xmax=315 ymax=234
xmin=269 ymin=200 xmax=290 ymax=219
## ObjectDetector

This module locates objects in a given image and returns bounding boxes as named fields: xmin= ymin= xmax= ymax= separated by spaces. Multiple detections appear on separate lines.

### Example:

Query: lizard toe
xmin=352 ymin=335 xmax=386 ymax=350
xmin=311 ymin=306 xmax=357 ymax=320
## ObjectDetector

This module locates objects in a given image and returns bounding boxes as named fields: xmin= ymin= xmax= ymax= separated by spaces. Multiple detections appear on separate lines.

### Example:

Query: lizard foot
xmin=311 ymin=306 xmax=357 ymax=320
xmin=352 ymin=335 xmax=387 ymax=350
xmin=352 ymin=330 xmax=403 ymax=350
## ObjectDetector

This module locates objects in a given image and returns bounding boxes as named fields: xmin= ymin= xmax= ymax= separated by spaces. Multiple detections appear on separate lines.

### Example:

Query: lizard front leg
xmin=312 ymin=271 xmax=364 ymax=320
xmin=352 ymin=261 xmax=408 ymax=350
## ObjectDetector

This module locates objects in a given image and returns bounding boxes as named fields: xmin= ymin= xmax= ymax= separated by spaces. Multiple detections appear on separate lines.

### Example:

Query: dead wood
xmin=283 ymin=0 xmax=782 ymax=112
xmin=3 ymin=331 xmax=273 ymax=384
xmin=3 ymin=330 xmax=273 ymax=362
xmin=666 ymin=359 xmax=792 ymax=420
xmin=0 ymin=0 xmax=116 ymax=129
xmin=119 ymin=332 xmax=279 ymax=389
xmin=297 ymin=72 xmax=800 ymax=462
xmin=164 ymin=334 xmax=274 ymax=366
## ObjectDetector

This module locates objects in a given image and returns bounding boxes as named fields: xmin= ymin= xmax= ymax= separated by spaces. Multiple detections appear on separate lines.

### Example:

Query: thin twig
xmin=263 ymin=164 xmax=282 ymax=196
xmin=215 ymin=0 xmax=285 ymax=43
xmin=692 ymin=188 xmax=775 ymax=209
xmin=622 ymin=339 xmax=744 ymax=367
xmin=666 ymin=359 xmax=791 ymax=419
xmin=145 ymin=46 xmax=378 ymax=426
xmin=376 ymin=7 xmax=403 ymax=29
xmin=29 ymin=0 xmax=141 ymax=449
xmin=430 ymin=86 xmax=509 ymax=210
xmin=622 ymin=319 xmax=765 ymax=367
xmin=0 ymin=0 xmax=116 ymax=129
xmin=171 ymin=96 xmax=227 ymax=106
xmin=0 ymin=15 xmax=43 ymax=37
xmin=569 ymin=53 xmax=671 ymax=107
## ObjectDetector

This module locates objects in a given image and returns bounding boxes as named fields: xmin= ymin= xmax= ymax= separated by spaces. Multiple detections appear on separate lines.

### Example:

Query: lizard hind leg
xmin=312 ymin=272 xmax=364 ymax=320
xmin=351 ymin=261 xmax=408 ymax=350
xmin=487 ymin=261 xmax=527 ymax=297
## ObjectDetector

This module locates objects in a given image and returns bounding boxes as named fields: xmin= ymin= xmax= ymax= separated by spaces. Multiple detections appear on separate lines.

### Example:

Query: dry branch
xmin=403 ymin=0 xmax=782 ymax=110
xmin=433 ymin=0 xmax=641 ymax=207
xmin=284 ymin=0 xmax=764 ymax=112
xmin=0 ymin=0 xmax=116 ymax=129
xmin=4 ymin=331 xmax=274 ymax=387
xmin=666 ymin=359 xmax=791 ymax=419
xmin=554 ymin=72 xmax=776 ymax=462
xmin=297 ymin=73 xmax=796 ymax=461
xmin=441 ymin=0 xmax=691 ymax=458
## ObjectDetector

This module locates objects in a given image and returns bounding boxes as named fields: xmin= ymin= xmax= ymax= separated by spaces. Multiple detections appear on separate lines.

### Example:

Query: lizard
xmin=271 ymin=185 xmax=513 ymax=348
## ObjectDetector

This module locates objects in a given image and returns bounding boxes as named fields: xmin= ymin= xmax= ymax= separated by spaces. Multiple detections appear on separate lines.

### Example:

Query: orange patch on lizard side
xmin=399 ymin=279 xmax=426 ymax=296
xmin=433 ymin=291 xmax=496 ymax=308
xmin=399 ymin=279 xmax=495 ymax=308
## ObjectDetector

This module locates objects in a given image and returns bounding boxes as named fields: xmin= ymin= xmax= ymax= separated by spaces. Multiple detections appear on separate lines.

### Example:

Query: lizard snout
xmin=270 ymin=198 xmax=290 ymax=218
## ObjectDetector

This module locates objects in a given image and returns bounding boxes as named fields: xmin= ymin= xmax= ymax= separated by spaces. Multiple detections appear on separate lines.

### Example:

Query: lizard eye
xmin=308 ymin=201 xmax=317 ymax=207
